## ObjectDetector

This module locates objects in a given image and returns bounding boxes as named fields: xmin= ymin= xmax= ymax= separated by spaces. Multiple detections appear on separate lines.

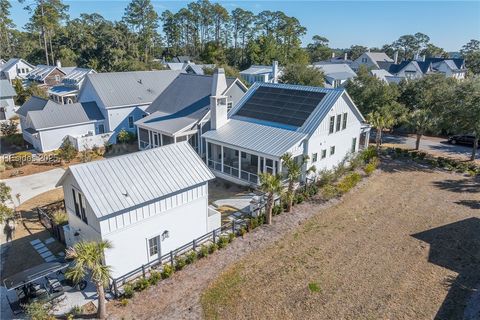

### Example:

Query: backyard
xmin=107 ymin=160 xmax=480 ymax=319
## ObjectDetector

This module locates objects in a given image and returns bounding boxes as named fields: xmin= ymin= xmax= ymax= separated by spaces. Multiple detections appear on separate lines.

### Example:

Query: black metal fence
xmin=37 ymin=207 xmax=66 ymax=245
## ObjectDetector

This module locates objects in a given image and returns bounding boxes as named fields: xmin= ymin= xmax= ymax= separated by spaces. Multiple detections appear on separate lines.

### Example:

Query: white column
xmin=277 ymin=160 xmax=282 ymax=177
xmin=206 ymin=141 xmax=209 ymax=164
xmin=221 ymin=145 xmax=224 ymax=172
xmin=257 ymin=156 xmax=261 ymax=175
xmin=238 ymin=150 xmax=241 ymax=178
xmin=137 ymin=127 xmax=141 ymax=150
xmin=160 ymin=133 xmax=163 ymax=146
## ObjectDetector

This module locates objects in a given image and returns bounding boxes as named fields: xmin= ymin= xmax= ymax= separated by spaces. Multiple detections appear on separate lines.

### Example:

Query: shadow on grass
xmin=412 ymin=217 xmax=480 ymax=320
xmin=432 ymin=177 xmax=480 ymax=194
xmin=454 ymin=200 xmax=480 ymax=210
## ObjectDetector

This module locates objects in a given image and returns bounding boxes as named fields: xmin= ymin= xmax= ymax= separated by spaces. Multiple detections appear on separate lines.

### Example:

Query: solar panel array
xmin=235 ymin=86 xmax=326 ymax=127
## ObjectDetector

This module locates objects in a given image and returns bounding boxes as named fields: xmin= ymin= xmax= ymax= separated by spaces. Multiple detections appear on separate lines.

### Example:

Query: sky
xmin=9 ymin=0 xmax=480 ymax=52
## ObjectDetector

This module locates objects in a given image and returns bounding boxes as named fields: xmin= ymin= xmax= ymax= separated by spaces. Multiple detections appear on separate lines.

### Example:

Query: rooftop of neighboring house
xmin=364 ymin=52 xmax=394 ymax=63
xmin=48 ymin=68 xmax=96 ymax=96
xmin=240 ymin=65 xmax=274 ymax=75
xmin=26 ymin=65 xmax=66 ymax=82
xmin=370 ymin=69 xmax=404 ymax=84
xmin=79 ymin=70 xmax=182 ymax=108
xmin=55 ymin=141 xmax=215 ymax=218
xmin=0 ymin=79 xmax=17 ymax=98
xmin=168 ymin=55 xmax=194 ymax=63
xmin=312 ymin=56 xmax=353 ymax=65
xmin=17 ymin=96 xmax=104 ymax=130
xmin=136 ymin=73 xmax=243 ymax=135
xmin=203 ymin=82 xmax=365 ymax=157
xmin=165 ymin=62 xmax=209 ymax=75
xmin=0 ymin=58 xmax=34 ymax=72
xmin=313 ymin=63 xmax=357 ymax=80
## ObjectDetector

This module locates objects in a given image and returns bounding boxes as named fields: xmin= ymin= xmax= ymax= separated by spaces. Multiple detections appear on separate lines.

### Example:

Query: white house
xmin=240 ymin=61 xmax=281 ymax=84
xmin=56 ymin=142 xmax=219 ymax=278
xmin=135 ymin=70 xmax=247 ymax=155
xmin=350 ymin=52 xmax=394 ymax=71
xmin=17 ymin=96 xmax=108 ymax=152
xmin=0 ymin=79 xmax=17 ymax=122
xmin=202 ymin=82 xmax=370 ymax=186
xmin=312 ymin=63 xmax=357 ymax=88
xmin=48 ymin=67 xmax=96 ymax=104
xmin=77 ymin=70 xmax=181 ymax=142
xmin=0 ymin=58 xmax=35 ymax=83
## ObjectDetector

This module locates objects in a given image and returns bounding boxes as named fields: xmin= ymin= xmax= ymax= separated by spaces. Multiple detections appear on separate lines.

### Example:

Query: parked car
xmin=448 ymin=134 xmax=480 ymax=146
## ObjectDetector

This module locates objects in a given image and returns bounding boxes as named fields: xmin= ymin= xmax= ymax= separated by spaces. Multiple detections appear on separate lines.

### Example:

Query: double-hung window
xmin=330 ymin=146 xmax=336 ymax=155
xmin=148 ymin=236 xmax=160 ymax=258
xmin=342 ymin=113 xmax=348 ymax=130
xmin=336 ymin=115 xmax=342 ymax=132
xmin=351 ymin=137 xmax=357 ymax=153
xmin=72 ymin=189 xmax=88 ymax=224
xmin=321 ymin=150 xmax=327 ymax=159
xmin=312 ymin=153 xmax=318 ymax=162
xmin=72 ymin=189 xmax=80 ymax=218
xmin=329 ymin=116 xmax=335 ymax=134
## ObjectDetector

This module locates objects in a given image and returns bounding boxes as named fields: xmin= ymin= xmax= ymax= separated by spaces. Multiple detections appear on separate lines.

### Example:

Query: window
xmin=329 ymin=116 xmax=335 ymax=134
xmin=78 ymin=193 xmax=88 ymax=224
xmin=330 ymin=146 xmax=335 ymax=155
xmin=361 ymin=57 xmax=367 ymax=63
xmin=312 ymin=153 xmax=318 ymax=162
xmin=333 ymin=80 xmax=341 ymax=88
xmin=227 ymin=102 xmax=233 ymax=112
xmin=128 ymin=116 xmax=134 ymax=129
xmin=98 ymin=124 xmax=105 ymax=134
xmin=55 ymin=75 xmax=60 ymax=82
xmin=342 ymin=113 xmax=348 ymax=130
xmin=72 ymin=189 xmax=87 ymax=224
xmin=72 ymin=189 xmax=80 ymax=218
xmin=336 ymin=115 xmax=342 ymax=132
xmin=351 ymin=137 xmax=357 ymax=153
xmin=148 ymin=236 xmax=160 ymax=257
xmin=321 ymin=149 xmax=327 ymax=159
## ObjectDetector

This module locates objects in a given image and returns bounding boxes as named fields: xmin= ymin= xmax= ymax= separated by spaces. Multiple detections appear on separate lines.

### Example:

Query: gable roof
xmin=17 ymin=96 xmax=104 ymax=130
xmin=56 ymin=142 xmax=215 ymax=218
xmin=314 ymin=64 xmax=356 ymax=82
xmin=0 ymin=58 xmax=34 ymax=72
xmin=26 ymin=65 xmax=66 ymax=82
xmin=81 ymin=70 xmax=181 ymax=108
xmin=136 ymin=74 xmax=243 ymax=135
xmin=0 ymin=79 xmax=17 ymax=98
xmin=240 ymin=65 xmax=273 ymax=75
xmin=365 ymin=52 xmax=393 ymax=64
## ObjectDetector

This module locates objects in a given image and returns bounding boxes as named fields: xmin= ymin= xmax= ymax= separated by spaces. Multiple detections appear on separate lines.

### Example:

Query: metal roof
xmin=81 ymin=70 xmax=181 ymax=108
xmin=17 ymin=97 xmax=104 ymax=129
xmin=26 ymin=65 xmax=65 ymax=81
xmin=0 ymin=58 xmax=34 ymax=72
xmin=202 ymin=118 xmax=307 ymax=157
xmin=313 ymin=63 xmax=356 ymax=78
xmin=240 ymin=65 xmax=273 ymax=75
xmin=0 ymin=79 xmax=16 ymax=97
xmin=56 ymin=142 xmax=215 ymax=218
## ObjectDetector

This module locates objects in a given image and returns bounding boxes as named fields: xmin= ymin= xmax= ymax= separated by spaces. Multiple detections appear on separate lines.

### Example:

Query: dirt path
xmin=108 ymin=161 xmax=480 ymax=320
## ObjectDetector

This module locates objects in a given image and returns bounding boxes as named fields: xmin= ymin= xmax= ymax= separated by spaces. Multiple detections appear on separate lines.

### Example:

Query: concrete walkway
xmin=2 ymin=168 xmax=65 ymax=208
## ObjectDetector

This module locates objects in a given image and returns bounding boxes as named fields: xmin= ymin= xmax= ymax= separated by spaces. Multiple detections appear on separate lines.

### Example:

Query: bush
xmin=306 ymin=184 xmax=319 ymax=197
xmin=272 ymin=204 xmax=282 ymax=216
xmin=208 ymin=242 xmax=218 ymax=254
xmin=317 ymin=169 xmax=336 ymax=187
xmin=337 ymin=172 xmax=362 ymax=194
xmin=185 ymin=251 xmax=197 ymax=264
xmin=363 ymin=157 xmax=379 ymax=176
xmin=161 ymin=264 xmax=174 ymax=279
xmin=133 ymin=277 xmax=150 ymax=291
xmin=10 ymin=151 xmax=32 ymax=167
xmin=122 ymin=283 xmax=134 ymax=298
xmin=52 ymin=210 xmax=68 ymax=225
xmin=149 ymin=271 xmax=161 ymax=285
xmin=198 ymin=245 xmax=209 ymax=258
xmin=0 ymin=120 xmax=17 ymax=135
xmin=321 ymin=185 xmax=339 ymax=200
xmin=228 ymin=232 xmax=235 ymax=243
xmin=175 ymin=256 xmax=187 ymax=271
xmin=69 ymin=305 xmax=82 ymax=316
xmin=217 ymin=235 xmax=229 ymax=249
xmin=58 ymin=139 xmax=77 ymax=162
xmin=117 ymin=129 xmax=136 ymax=144
xmin=120 ymin=298 xmax=129 ymax=307
xmin=360 ymin=146 xmax=378 ymax=163
xmin=238 ymin=227 xmax=247 ymax=237
xmin=295 ymin=193 xmax=304 ymax=204
xmin=348 ymin=153 xmax=365 ymax=171
xmin=24 ymin=301 xmax=52 ymax=320
xmin=3 ymin=133 xmax=24 ymax=147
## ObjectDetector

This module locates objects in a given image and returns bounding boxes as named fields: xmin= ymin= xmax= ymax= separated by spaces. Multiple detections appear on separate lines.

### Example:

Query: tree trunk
xmin=96 ymin=282 xmax=107 ymax=319
xmin=265 ymin=193 xmax=273 ymax=225
xmin=286 ymin=180 xmax=294 ymax=212
xmin=375 ymin=127 xmax=381 ymax=150
xmin=415 ymin=133 xmax=422 ymax=150
xmin=40 ymin=0 xmax=49 ymax=65
xmin=471 ymin=138 xmax=478 ymax=161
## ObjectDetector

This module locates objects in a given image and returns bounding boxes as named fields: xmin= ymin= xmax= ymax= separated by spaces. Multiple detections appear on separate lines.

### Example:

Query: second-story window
xmin=329 ymin=116 xmax=335 ymax=134
xmin=336 ymin=114 xmax=342 ymax=132
xmin=227 ymin=102 xmax=233 ymax=112
xmin=312 ymin=153 xmax=318 ymax=162
xmin=330 ymin=146 xmax=336 ymax=155
xmin=128 ymin=116 xmax=134 ymax=129
xmin=342 ymin=113 xmax=348 ymax=130
xmin=72 ymin=189 xmax=80 ymax=218
xmin=78 ymin=193 xmax=88 ymax=224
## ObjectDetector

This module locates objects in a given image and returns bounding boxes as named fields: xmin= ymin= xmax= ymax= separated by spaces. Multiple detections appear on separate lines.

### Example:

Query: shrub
xmin=24 ymin=301 xmax=52 ymax=320
xmin=120 ymin=298 xmax=129 ymax=307
xmin=295 ymin=193 xmax=304 ymax=204
xmin=161 ymin=264 xmax=174 ymax=279
xmin=52 ymin=210 xmax=68 ymax=225
xmin=3 ymin=133 xmax=24 ymax=146
xmin=238 ymin=227 xmax=247 ymax=237
xmin=307 ymin=184 xmax=319 ymax=197
xmin=133 ymin=277 xmax=150 ymax=291
xmin=208 ymin=243 xmax=218 ymax=254
xmin=363 ymin=157 xmax=379 ymax=176
xmin=272 ymin=205 xmax=282 ymax=216
xmin=337 ymin=172 xmax=362 ymax=193
xmin=149 ymin=271 xmax=161 ymax=285
xmin=185 ymin=251 xmax=197 ymax=264
xmin=175 ymin=256 xmax=187 ymax=271
xmin=217 ymin=235 xmax=229 ymax=249
xmin=348 ymin=153 xmax=364 ymax=171
xmin=198 ymin=245 xmax=209 ymax=258
xmin=317 ymin=169 xmax=336 ymax=187
xmin=117 ymin=129 xmax=136 ymax=144
xmin=10 ymin=151 xmax=32 ymax=167
xmin=308 ymin=282 xmax=321 ymax=293
xmin=321 ymin=185 xmax=339 ymax=200
xmin=0 ymin=120 xmax=17 ymax=135
xmin=58 ymin=139 xmax=77 ymax=162
xmin=360 ymin=146 xmax=377 ymax=163
xmin=69 ymin=305 xmax=82 ymax=316
xmin=228 ymin=232 xmax=235 ymax=243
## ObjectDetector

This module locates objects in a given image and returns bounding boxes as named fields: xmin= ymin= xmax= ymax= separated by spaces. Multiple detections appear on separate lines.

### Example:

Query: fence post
xmin=192 ymin=239 xmax=196 ymax=251
xmin=141 ymin=265 xmax=146 ymax=278
xmin=170 ymin=251 xmax=174 ymax=267
xmin=213 ymin=229 xmax=216 ymax=244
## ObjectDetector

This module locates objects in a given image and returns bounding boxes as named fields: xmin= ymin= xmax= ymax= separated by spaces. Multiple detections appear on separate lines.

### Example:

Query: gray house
xmin=0 ymin=79 xmax=17 ymax=121
xmin=135 ymin=70 xmax=247 ymax=155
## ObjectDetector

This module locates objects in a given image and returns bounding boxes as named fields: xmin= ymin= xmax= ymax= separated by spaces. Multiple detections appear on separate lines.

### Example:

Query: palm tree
xmin=280 ymin=153 xmax=314 ymax=212
xmin=258 ymin=173 xmax=283 ymax=225
xmin=407 ymin=108 xmax=436 ymax=150
xmin=367 ymin=107 xmax=397 ymax=150
xmin=66 ymin=240 xmax=113 ymax=319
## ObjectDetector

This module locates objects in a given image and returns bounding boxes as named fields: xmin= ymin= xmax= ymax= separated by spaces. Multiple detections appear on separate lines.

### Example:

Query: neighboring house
xmin=55 ymin=142 xmax=219 ymax=278
xmin=350 ymin=52 xmax=394 ymax=71
xmin=0 ymin=58 xmax=35 ymax=83
xmin=240 ymin=61 xmax=281 ymax=84
xmin=202 ymin=82 xmax=370 ymax=186
xmin=77 ymin=70 xmax=181 ymax=141
xmin=17 ymin=96 xmax=108 ymax=152
xmin=370 ymin=69 xmax=403 ymax=84
xmin=135 ymin=70 xmax=247 ymax=155
xmin=313 ymin=53 xmax=352 ymax=66
xmin=48 ymin=68 xmax=96 ymax=104
xmin=168 ymin=56 xmax=193 ymax=63
xmin=0 ymin=79 xmax=17 ymax=121
xmin=165 ymin=62 xmax=214 ymax=75
xmin=25 ymin=65 xmax=67 ymax=88
xmin=428 ymin=58 xmax=466 ymax=79
xmin=385 ymin=60 xmax=432 ymax=80
xmin=312 ymin=63 xmax=357 ymax=88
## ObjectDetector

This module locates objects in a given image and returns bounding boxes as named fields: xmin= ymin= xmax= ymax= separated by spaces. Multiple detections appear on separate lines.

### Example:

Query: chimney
xmin=332 ymin=52 xmax=336 ymax=58
xmin=394 ymin=51 xmax=399 ymax=64
xmin=344 ymin=52 xmax=348 ymax=61
xmin=272 ymin=60 xmax=279 ymax=84
xmin=56 ymin=60 xmax=62 ymax=68
xmin=210 ymin=68 xmax=228 ymax=130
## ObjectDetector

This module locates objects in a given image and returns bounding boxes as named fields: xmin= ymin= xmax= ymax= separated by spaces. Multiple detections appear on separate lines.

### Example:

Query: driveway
xmin=3 ymin=168 xmax=65 ymax=208
xmin=378 ymin=133 xmax=480 ymax=160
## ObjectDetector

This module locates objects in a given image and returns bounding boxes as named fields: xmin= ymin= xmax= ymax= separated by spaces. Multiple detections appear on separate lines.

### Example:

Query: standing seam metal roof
xmin=0 ymin=79 xmax=17 ymax=97
xmin=56 ymin=142 xmax=215 ymax=218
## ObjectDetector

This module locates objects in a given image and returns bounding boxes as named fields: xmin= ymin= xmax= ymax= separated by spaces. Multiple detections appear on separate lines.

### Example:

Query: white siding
xmin=37 ymin=122 xmax=97 ymax=152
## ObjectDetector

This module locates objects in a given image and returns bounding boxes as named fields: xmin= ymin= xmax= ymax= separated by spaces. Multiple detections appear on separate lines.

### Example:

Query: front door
xmin=147 ymin=235 xmax=161 ymax=261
